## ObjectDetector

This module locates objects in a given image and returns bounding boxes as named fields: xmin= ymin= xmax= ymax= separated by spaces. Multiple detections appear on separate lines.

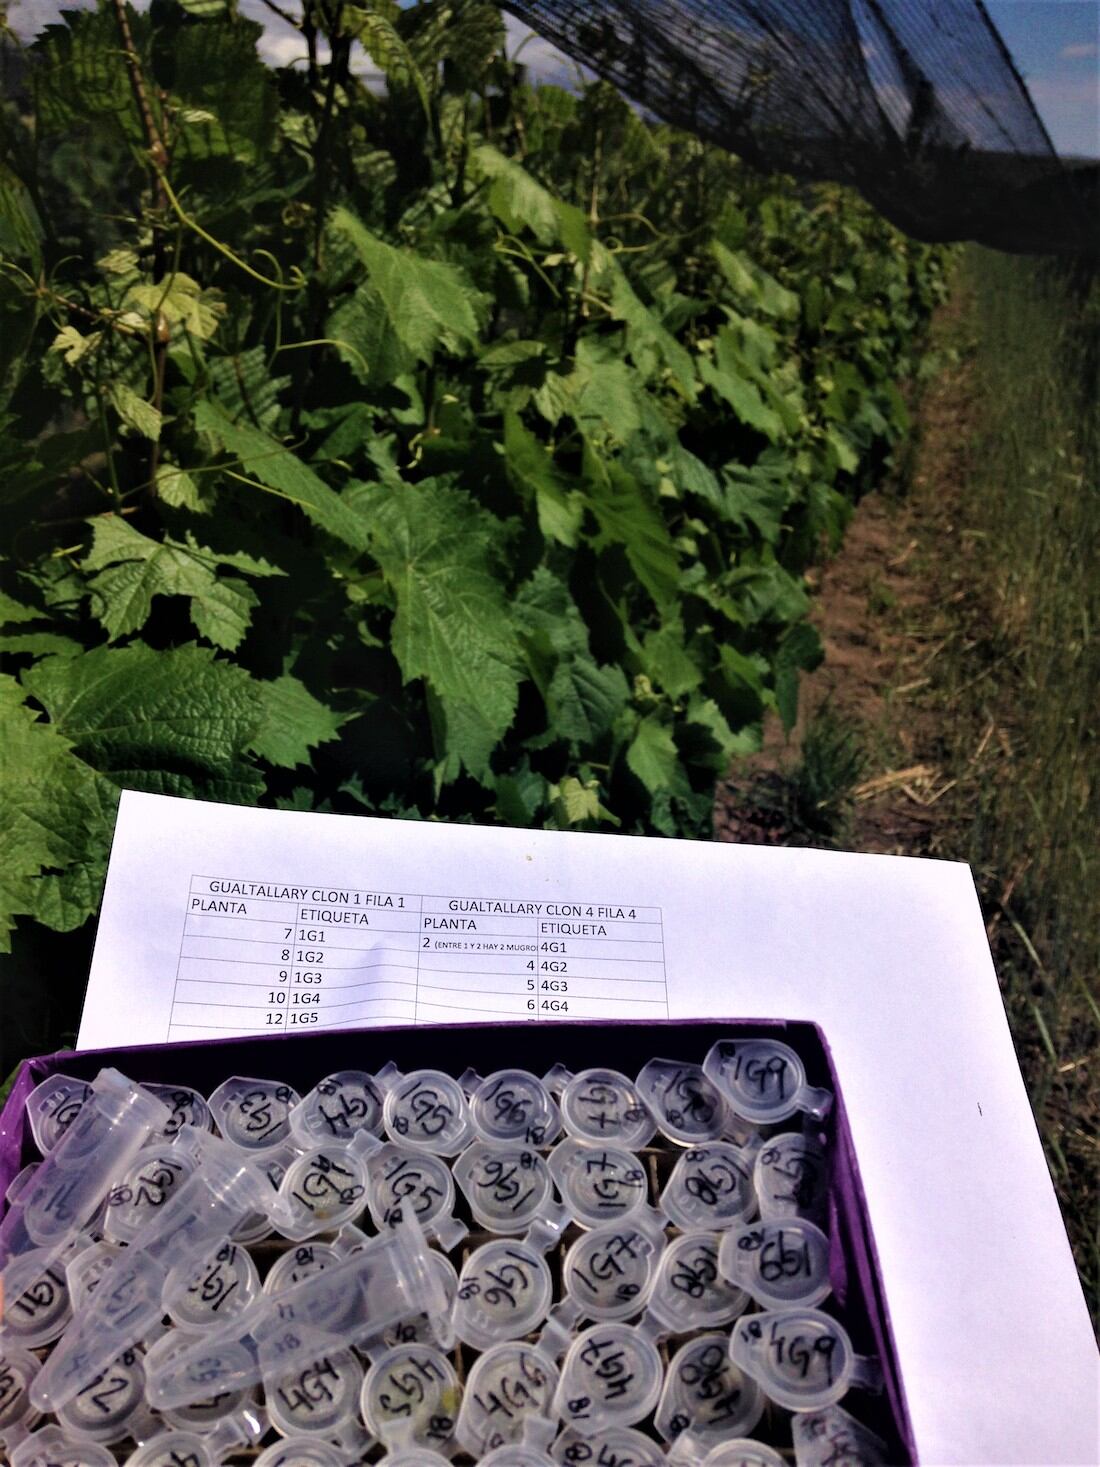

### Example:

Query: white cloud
xmin=1061 ymin=42 xmax=1098 ymax=60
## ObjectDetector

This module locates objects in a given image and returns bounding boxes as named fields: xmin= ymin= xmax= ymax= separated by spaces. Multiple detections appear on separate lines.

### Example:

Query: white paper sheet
xmin=79 ymin=790 xmax=1099 ymax=1464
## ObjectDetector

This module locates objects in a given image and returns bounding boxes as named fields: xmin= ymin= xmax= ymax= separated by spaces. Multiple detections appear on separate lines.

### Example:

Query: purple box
xmin=0 ymin=1016 xmax=915 ymax=1461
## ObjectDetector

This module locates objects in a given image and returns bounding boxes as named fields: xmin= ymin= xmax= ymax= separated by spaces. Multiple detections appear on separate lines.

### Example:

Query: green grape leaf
xmin=625 ymin=713 xmax=691 ymax=796
xmin=328 ymin=208 xmax=484 ymax=365
xmin=108 ymin=382 xmax=162 ymax=442
xmin=249 ymin=675 xmax=346 ymax=769
xmin=353 ymin=480 xmax=521 ymax=781
xmin=503 ymin=411 xmax=584 ymax=547
xmin=22 ymin=643 xmax=264 ymax=799
xmin=544 ymin=654 xmax=630 ymax=746
xmin=82 ymin=515 xmax=278 ymax=649
xmin=584 ymin=447 xmax=680 ymax=609
xmin=0 ymin=675 xmax=120 ymax=950
xmin=472 ymin=144 xmax=591 ymax=260
xmin=712 ymin=241 xmax=799 ymax=320
xmin=774 ymin=620 xmax=824 ymax=732
xmin=194 ymin=400 xmax=370 ymax=552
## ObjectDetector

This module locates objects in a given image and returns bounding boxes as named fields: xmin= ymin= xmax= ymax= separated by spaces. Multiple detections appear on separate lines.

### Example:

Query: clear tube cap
xmin=552 ymin=1068 xmax=656 ymax=1150
xmin=103 ymin=1143 xmax=199 ymax=1244
xmin=661 ymin=1142 xmax=757 ymax=1231
xmin=269 ymin=1143 xmax=372 ymax=1241
xmin=360 ymin=1342 xmax=461 ymax=1451
xmin=703 ymin=1442 xmax=787 ymax=1467
xmin=166 ymin=1238 xmax=262 ymax=1329
xmin=265 ymin=1346 xmax=364 ymax=1439
xmin=54 ymin=1345 xmax=148 ymax=1444
xmin=644 ymin=1230 xmax=750 ymax=1334
xmin=209 ymin=1077 xmax=301 ymax=1153
xmin=454 ymin=1240 xmax=553 ymax=1350
xmin=753 ymin=1135 xmax=829 ymax=1223
xmin=383 ymin=1070 xmax=474 ymax=1155
xmin=729 ymin=1308 xmax=882 ymax=1412
xmin=24 ymin=1075 xmax=92 ymax=1155
xmin=453 ymin=1142 xmax=555 ymax=1235
xmin=552 ymin=1323 xmax=663 ymax=1432
xmin=456 ymin=1341 xmax=559 ymax=1454
xmin=481 ymin=1447 xmax=557 ymax=1466
xmin=719 ymin=1218 xmax=832 ymax=1309
xmin=366 ymin=1144 xmax=466 ymax=1249
xmin=0 ymin=1252 xmax=71 ymax=1349
xmin=11 ymin=1425 xmax=117 ymax=1467
xmin=548 ymin=1137 xmax=649 ymax=1228
xmin=635 ymin=1059 xmax=730 ymax=1146
xmin=551 ymin=1424 xmax=667 ymax=1466
xmin=791 ymin=1403 xmax=890 ymax=1466
xmin=464 ymin=1070 xmax=562 ymax=1147
xmin=704 ymin=1039 xmax=833 ymax=1125
xmin=0 ymin=1342 xmax=41 ymax=1443
xmin=291 ymin=1071 xmax=385 ymax=1148
xmin=656 ymin=1332 xmax=764 ymax=1448
xmin=562 ymin=1215 xmax=666 ymax=1322
xmin=255 ymin=1440 xmax=349 ymax=1467
xmin=142 ymin=1083 xmax=214 ymax=1140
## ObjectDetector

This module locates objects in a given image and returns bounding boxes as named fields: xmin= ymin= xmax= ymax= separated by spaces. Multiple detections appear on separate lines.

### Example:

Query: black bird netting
xmin=503 ymin=0 xmax=1098 ymax=256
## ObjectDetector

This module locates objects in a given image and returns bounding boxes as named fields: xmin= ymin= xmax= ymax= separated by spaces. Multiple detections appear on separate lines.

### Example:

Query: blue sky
xmin=985 ymin=1 xmax=1100 ymax=155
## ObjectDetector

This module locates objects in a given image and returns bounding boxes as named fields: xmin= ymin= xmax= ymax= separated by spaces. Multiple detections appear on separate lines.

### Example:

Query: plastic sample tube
xmin=660 ymin=1142 xmax=757 ymax=1232
xmin=122 ymin=1405 xmax=267 ymax=1466
xmin=550 ymin=1424 xmax=667 ymax=1466
xmin=561 ymin=1212 xmax=667 ymax=1323
xmin=548 ymin=1137 xmax=650 ymax=1228
xmin=10 ymin=1424 xmax=117 ymax=1467
xmin=264 ymin=1346 xmax=365 ymax=1445
xmin=268 ymin=1131 xmax=377 ymax=1242
xmin=461 ymin=1069 xmax=562 ymax=1147
xmin=480 ymin=1448 xmax=557 ymax=1466
xmin=208 ymin=1076 xmax=301 ymax=1153
xmin=719 ymin=1218 xmax=832 ymax=1310
xmin=30 ymin=1132 xmax=267 ymax=1414
xmin=54 ymin=1344 xmax=154 ymax=1446
xmin=455 ymin=1340 xmax=559 ymax=1455
xmin=365 ymin=1142 xmax=468 ymax=1249
xmin=360 ymin=1342 xmax=461 ymax=1452
xmin=262 ymin=1226 xmax=368 ymax=1297
xmin=381 ymin=1069 xmax=474 ymax=1155
xmin=231 ymin=1144 xmax=298 ymax=1247
xmin=0 ymin=1342 xmax=41 ymax=1454
xmin=103 ymin=1137 xmax=202 ymax=1244
xmin=639 ymin=1230 xmax=750 ymax=1335
xmin=702 ymin=1442 xmax=787 ymax=1467
xmin=291 ymin=1071 xmax=385 ymax=1147
xmin=454 ymin=1240 xmax=555 ymax=1350
xmin=145 ymin=1216 xmax=449 ymax=1409
xmin=753 ymin=1134 xmax=829 ymax=1223
xmin=165 ymin=1238 xmax=262 ymax=1329
xmin=791 ymin=1403 xmax=890 ymax=1466
xmin=0 ymin=1251 xmax=72 ymax=1349
xmin=704 ymin=1039 xmax=832 ymax=1127
xmin=141 ymin=1083 xmax=214 ymax=1140
xmin=657 ymin=1332 xmax=765 ymax=1457
xmin=381 ymin=1251 xmax=458 ymax=1350
xmin=23 ymin=1075 xmax=92 ymax=1155
xmin=254 ymin=1440 xmax=351 ymax=1467
xmin=453 ymin=1141 xmax=555 ymax=1234
xmin=546 ymin=1067 xmax=656 ymax=1149
xmin=635 ymin=1058 xmax=731 ymax=1146
xmin=728 ymin=1308 xmax=882 ymax=1412
xmin=551 ymin=1322 xmax=663 ymax=1433
xmin=0 ymin=1069 xmax=169 ymax=1284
